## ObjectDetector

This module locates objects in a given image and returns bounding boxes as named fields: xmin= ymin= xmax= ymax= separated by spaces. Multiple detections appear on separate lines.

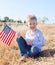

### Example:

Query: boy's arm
xmin=34 ymin=31 xmax=45 ymax=47
xmin=38 ymin=32 xmax=45 ymax=46
xmin=25 ymin=39 xmax=33 ymax=46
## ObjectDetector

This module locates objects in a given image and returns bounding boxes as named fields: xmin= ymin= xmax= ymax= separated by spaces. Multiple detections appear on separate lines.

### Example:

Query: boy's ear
xmin=26 ymin=23 xmax=28 ymax=27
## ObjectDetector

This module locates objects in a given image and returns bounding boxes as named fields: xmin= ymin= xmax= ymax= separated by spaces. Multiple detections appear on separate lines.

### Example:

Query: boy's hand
xmin=26 ymin=40 xmax=33 ymax=46
xmin=16 ymin=32 xmax=21 ymax=37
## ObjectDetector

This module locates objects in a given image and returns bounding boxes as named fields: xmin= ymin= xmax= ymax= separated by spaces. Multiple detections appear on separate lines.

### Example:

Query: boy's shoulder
xmin=36 ymin=29 xmax=42 ymax=33
xmin=26 ymin=29 xmax=42 ymax=34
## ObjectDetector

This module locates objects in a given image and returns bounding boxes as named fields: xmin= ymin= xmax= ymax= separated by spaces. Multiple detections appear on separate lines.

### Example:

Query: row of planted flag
xmin=0 ymin=25 xmax=16 ymax=46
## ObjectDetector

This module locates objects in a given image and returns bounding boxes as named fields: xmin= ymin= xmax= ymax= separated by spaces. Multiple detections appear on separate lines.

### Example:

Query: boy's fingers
xmin=16 ymin=32 xmax=21 ymax=37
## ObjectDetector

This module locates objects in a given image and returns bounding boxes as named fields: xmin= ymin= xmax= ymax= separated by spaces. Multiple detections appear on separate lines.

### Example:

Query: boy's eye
xmin=29 ymin=23 xmax=32 ymax=25
xmin=33 ymin=23 xmax=35 ymax=24
xmin=29 ymin=22 xmax=32 ymax=25
xmin=29 ymin=23 xmax=35 ymax=25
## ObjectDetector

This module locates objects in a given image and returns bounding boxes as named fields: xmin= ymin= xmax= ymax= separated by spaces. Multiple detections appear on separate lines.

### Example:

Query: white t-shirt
xmin=25 ymin=29 xmax=45 ymax=51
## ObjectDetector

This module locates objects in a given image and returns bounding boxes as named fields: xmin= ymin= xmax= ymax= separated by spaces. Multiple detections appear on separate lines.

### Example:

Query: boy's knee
xmin=31 ymin=46 xmax=39 ymax=54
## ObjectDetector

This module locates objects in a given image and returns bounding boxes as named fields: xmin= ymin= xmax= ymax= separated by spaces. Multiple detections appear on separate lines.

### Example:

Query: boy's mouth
xmin=30 ymin=27 xmax=35 ymax=29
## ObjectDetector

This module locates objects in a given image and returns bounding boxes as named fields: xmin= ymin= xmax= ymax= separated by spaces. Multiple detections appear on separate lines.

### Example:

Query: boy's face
xmin=27 ymin=19 xmax=37 ymax=32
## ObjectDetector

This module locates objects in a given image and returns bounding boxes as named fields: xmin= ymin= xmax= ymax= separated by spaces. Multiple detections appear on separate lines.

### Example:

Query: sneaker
xmin=20 ymin=54 xmax=28 ymax=62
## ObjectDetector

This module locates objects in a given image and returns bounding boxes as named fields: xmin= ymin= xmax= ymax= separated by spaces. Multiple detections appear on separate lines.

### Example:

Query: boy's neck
xmin=30 ymin=29 xmax=37 ymax=33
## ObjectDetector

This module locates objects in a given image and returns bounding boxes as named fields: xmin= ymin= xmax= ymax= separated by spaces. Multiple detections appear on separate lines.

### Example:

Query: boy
xmin=16 ymin=15 xmax=45 ymax=61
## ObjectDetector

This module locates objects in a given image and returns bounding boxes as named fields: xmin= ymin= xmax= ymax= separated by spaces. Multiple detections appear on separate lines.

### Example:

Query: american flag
xmin=0 ymin=25 xmax=16 ymax=45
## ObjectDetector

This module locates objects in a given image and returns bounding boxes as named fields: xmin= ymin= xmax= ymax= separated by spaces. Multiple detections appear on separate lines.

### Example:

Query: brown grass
xmin=0 ymin=24 xmax=55 ymax=65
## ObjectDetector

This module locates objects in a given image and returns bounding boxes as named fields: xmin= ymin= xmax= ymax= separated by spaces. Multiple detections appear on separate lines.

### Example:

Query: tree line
xmin=0 ymin=17 xmax=22 ymax=23
xmin=0 ymin=16 xmax=49 ymax=24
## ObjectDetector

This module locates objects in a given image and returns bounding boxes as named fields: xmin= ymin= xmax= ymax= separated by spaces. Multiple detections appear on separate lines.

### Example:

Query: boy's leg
xmin=16 ymin=36 xmax=31 ymax=55
xmin=28 ymin=46 xmax=41 ymax=57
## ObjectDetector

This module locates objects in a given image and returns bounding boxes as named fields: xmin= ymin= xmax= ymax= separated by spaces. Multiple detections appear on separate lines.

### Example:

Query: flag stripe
xmin=5 ymin=30 xmax=16 ymax=45
xmin=0 ymin=25 xmax=16 ymax=45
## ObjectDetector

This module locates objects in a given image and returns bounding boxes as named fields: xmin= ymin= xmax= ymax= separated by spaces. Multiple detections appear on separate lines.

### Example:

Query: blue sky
xmin=0 ymin=0 xmax=55 ymax=23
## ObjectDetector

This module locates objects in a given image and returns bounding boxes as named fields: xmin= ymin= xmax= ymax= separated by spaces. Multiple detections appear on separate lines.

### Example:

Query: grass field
xmin=0 ymin=24 xmax=55 ymax=65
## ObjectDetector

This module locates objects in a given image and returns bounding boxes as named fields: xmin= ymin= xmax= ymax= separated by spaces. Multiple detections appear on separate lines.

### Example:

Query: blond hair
xmin=26 ymin=15 xmax=37 ymax=23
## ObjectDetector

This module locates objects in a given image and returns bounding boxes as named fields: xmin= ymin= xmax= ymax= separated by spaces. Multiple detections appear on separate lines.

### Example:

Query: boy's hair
xmin=26 ymin=15 xmax=37 ymax=23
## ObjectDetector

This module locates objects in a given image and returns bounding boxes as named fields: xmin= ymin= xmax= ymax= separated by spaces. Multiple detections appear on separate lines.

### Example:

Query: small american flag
xmin=0 ymin=25 xmax=16 ymax=45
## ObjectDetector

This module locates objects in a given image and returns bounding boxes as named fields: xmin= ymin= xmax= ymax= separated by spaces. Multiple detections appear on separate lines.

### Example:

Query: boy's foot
xmin=20 ymin=54 xmax=28 ymax=62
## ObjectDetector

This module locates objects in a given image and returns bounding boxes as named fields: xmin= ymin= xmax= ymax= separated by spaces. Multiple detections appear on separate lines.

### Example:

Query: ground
xmin=0 ymin=23 xmax=55 ymax=65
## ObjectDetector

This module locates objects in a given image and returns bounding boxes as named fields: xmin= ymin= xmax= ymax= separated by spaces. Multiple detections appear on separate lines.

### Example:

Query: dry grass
xmin=0 ymin=24 xmax=55 ymax=65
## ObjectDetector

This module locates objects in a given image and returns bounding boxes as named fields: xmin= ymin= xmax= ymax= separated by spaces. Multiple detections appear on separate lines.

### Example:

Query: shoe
xmin=20 ymin=54 xmax=28 ymax=62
